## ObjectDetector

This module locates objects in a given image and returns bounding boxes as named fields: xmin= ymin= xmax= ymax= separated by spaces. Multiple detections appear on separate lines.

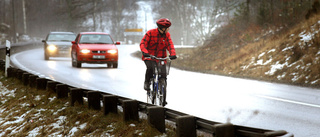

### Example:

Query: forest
xmin=0 ymin=0 xmax=317 ymax=45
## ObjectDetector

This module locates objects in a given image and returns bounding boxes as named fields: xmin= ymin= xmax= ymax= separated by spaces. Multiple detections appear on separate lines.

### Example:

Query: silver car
xmin=42 ymin=32 xmax=76 ymax=60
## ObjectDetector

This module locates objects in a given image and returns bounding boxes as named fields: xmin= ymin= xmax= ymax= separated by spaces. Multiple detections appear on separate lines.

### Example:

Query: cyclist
xmin=140 ymin=18 xmax=177 ymax=93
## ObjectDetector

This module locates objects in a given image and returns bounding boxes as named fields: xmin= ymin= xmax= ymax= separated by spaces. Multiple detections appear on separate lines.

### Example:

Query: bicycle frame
xmin=146 ymin=56 xmax=170 ymax=106
xmin=153 ymin=65 xmax=159 ymax=98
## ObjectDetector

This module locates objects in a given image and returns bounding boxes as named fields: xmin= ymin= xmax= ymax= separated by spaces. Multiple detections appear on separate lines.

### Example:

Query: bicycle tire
xmin=151 ymin=80 xmax=156 ymax=105
xmin=159 ymin=78 xmax=167 ymax=106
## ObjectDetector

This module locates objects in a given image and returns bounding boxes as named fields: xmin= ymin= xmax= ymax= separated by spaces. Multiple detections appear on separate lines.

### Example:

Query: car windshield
xmin=79 ymin=34 xmax=114 ymax=44
xmin=47 ymin=34 xmax=76 ymax=41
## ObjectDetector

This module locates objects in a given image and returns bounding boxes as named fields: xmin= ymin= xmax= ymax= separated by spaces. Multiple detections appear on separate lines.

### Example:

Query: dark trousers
xmin=144 ymin=60 xmax=167 ymax=83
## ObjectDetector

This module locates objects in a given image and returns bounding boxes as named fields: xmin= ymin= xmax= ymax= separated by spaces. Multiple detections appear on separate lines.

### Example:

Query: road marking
xmin=11 ymin=51 xmax=41 ymax=76
xmin=257 ymin=95 xmax=320 ymax=108
xmin=11 ymin=52 xmax=29 ymax=71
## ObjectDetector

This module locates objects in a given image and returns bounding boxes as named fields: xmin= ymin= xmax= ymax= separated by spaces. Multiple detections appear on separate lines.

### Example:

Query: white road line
xmin=257 ymin=95 xmax=320 ymax=108
xmin=11 ymin=52 xmax=30 ymax=72
xmin=11 ymin=51 xmax=43 ymax=77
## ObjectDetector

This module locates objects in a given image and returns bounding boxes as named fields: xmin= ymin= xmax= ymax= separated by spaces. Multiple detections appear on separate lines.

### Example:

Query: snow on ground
xmin=0 ymin=79 xmax=141 ymax=136
xmin=241 ymin=20 xmax=320 ymax=85
xmin=0 ymin=80 xmax=83 ymax=136
xmin=0 ymin=82 xmax=15 ymax=104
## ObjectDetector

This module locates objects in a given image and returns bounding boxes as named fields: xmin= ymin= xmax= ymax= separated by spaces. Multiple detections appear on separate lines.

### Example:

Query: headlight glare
xmin=107 ymin=49 xmax=117 ymax=54
xmin=47 ymin=44 xmax=57 ymax=52
xmin=80 ymin=49 xmax=90 ymax=54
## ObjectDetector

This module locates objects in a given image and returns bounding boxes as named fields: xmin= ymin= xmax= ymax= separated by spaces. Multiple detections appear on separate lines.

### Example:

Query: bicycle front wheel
xmin=151 ymin=79 xmax=158 ymax=105
xmin=159 ymin=78 xmax=167 ymax=106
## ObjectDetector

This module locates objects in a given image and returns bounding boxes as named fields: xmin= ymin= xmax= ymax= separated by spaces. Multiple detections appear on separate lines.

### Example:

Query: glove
xmin=169 ymin=55 xmax=177 ymax=60
xmin=142 ymin=52 xmax=150 ymax=57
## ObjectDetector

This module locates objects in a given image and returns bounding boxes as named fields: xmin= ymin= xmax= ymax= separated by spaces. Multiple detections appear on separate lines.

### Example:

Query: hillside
xmin=174 ymin=13 xmax=320 ymax=88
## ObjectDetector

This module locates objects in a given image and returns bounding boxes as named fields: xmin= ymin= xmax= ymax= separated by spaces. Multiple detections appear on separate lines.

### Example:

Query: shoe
xmin=163 ymin=101 xmax=167 ymax=106
xmin=144 ymin=81 xmax=151 ymax=91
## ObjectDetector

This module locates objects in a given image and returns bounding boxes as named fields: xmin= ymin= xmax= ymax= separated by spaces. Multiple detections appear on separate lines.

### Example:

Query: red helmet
xmin=156 ymin=18 xmax=171 ymax=28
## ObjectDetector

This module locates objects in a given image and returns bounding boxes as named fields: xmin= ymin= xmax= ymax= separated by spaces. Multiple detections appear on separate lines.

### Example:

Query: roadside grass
xmin=0 ymin=71 xmax=175 ymax=136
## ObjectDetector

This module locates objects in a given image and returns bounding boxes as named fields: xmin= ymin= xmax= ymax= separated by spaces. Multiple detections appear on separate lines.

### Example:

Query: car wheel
xmin=72 ymin=52 xmax=81 ymax=68
xmin=44 ymin=52 xmax=49 ymax=60
xmin=71 ymin=52 xmax=76 ymax=67
xmin=72 ymin=58 xmax=76 ymax=67
xmin=112 ymin=62 xmax=118 ymax=68
xmin=107 ymin=63 xmax=112 ymax=68
xmin=76 ymin=61 xmax=81 ymax=68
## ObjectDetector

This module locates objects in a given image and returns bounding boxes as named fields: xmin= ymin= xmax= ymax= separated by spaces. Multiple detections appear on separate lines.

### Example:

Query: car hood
xmin=47 ymin=41 xmax=73 ymax=46
xmin=78 ymin=44 xmax=117 ymax=50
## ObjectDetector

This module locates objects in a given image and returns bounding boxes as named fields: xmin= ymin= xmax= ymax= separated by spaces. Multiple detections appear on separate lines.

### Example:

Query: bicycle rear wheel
xmin=159 ymin=78 xmax=167 ymax=106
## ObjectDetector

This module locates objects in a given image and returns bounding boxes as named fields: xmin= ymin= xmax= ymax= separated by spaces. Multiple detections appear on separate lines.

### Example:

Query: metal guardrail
xmin=0 ymin=60 xmax=293 ymax=137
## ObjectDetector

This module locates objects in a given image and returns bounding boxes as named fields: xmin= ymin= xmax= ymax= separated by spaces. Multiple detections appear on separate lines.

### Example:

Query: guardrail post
xmin=147 ymin=106 xmax=165 ymax=133
xmin=56 ymin=84 xmax=69 ymax=98
xmin=17 ymin=69 xmax=25 ymax=80
xmin=36 ymin=78 xmax=48 ymax=90
xmin=176 ymin=115 xmax=196 ymax=137
xmin=5 ymin=40 xmax=10 ymax=77
xmin=29 ymin=75 xmax=38 ymax=88
xmin=70 ymin=88 xmax=83 ymax=106
xmin=0 ymin=60 xmax=5 ymax=71
xmin=46 ymin=81 xmax=59 ymax=92
xmin=103 ymin=95 xmax=118 ymax=115
xmin=213 ymin=123 xmax=235 ymax=137
xmin=7 ymin=67 xmax=16 ymax=78
xmin=87 ymin=91 xmax=101 ymax=110
xmin=6 ymin=67 xmax=16 ymax=78
xmin=122 ymin=100 xmax=139 ymax=121
xmin=22 ymin=72 xmax=31 ymax=86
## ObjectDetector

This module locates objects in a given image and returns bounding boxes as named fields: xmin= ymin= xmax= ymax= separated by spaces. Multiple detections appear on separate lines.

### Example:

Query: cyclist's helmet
xmin=156 ymin=18 xmax=171 ymax=28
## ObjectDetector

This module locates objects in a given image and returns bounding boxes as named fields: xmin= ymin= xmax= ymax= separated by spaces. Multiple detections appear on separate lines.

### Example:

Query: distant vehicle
xmin=18 ymin=34 xmax=31 ymax=42
xmin=42 ymin=32 xmax=76 ymax=60
xmin=71 ymin=32 xmax=120 ymax=68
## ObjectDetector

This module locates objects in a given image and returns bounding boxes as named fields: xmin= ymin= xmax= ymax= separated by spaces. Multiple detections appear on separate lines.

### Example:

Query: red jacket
xmin=140 ymin=28 xmax=176 ymax=60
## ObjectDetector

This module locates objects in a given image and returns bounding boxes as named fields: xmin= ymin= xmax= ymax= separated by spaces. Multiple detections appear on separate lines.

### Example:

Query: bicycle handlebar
xmin=145 ymin=55 xmax=170 ymax=61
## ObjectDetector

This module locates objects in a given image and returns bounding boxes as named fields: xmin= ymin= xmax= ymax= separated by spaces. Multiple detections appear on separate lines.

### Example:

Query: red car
xmin=71 ymin=32 xmax=120 ymax=68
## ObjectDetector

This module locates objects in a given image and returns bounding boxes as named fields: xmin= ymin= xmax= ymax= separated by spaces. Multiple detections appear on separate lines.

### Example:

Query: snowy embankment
xmin=0 ymin=74 xmax=166 ymax=136
xmin=241 ymin=20 xmax=320 ymax=86
xmin=0 ymin=78 xmax=114 ymax=136
xmin=0 ymin=81 xmax=86 ymax=136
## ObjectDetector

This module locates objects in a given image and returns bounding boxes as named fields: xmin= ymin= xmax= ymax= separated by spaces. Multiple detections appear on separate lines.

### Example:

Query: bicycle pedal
xmin=147 ymin=90 xmax=150 ymax=96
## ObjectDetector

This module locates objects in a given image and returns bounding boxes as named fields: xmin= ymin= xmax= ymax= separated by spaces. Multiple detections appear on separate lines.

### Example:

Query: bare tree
xmin=155 ymin=0 xmax=240 ymax=45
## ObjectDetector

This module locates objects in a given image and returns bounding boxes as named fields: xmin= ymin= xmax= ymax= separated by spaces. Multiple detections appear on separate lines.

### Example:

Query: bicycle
xmin=146 ymin=55 xmax=171 ymax=106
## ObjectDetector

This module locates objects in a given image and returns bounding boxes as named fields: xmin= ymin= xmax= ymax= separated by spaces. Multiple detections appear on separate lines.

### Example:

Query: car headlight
xmin=107 ymin=49 xmax=117 ymax=54
xmin=47 ymin=44 xmax=57 ymax=52
xmin=80 ymin=49 xmax=90 ymax=54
